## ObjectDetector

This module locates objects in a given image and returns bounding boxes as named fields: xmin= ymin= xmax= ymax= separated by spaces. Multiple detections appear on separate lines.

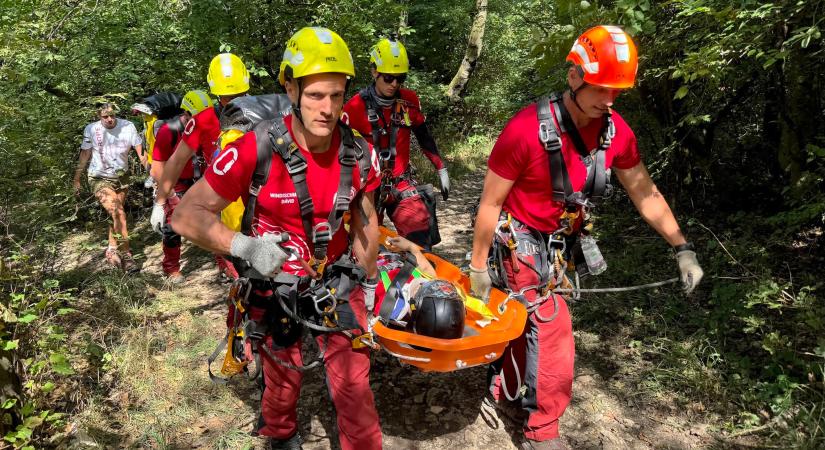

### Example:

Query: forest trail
xmin=61 ymin=171 xmax=714 ymax=449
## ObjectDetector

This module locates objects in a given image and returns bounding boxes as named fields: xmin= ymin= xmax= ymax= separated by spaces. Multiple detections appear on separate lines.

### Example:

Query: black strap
xmin=536 ymin=94 xmax=614 ymax=206
xmin=360 ymin=88 xmax=399 ymax=174
xmin=537 ymin=96 xmax=572 ymax=203
xmin=378 ymin=252 xmax=419 ymax=322
xmin=239 ymin=120 xmax=276 ymax=236
xmin=239 ymin=116 xmax=369 ymax=267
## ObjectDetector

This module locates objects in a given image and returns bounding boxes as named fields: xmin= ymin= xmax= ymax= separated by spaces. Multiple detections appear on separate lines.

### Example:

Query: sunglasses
xmin=380 ymin=73 xmax=407 ymax=84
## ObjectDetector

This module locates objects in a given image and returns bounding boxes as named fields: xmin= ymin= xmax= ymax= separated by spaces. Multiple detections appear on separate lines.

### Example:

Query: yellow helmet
xmin=370 ymin=38 xmax=409 ymax=74
xmin=207 ymin=53 xmax=250 ymax=96
xmin=278 ymin=27 xmax=355 ymax=86
xmin=180 ymin=90 xmax=214 ymax=115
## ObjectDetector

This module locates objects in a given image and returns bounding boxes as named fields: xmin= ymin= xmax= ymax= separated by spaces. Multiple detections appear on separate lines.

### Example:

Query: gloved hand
xmin=230 ymin=232 xmax=289 ymax=277
xmin=437 ymin=167 xmax=450 ymax=201
xmin=143 ymin=175 xmax=155 ymax=189
xmin=469 ymin=264 xmax=492 ymax=302
xmin=150 ymin=202 xmax=166 ymax=234
xmin=676 ymin=249 xmax=704 ymax=294
xmin=360 ymin=277 xmax=379 ymax=314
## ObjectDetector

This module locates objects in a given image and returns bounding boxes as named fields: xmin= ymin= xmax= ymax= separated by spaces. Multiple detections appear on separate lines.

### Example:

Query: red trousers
xmin=489 ymin=253 xmax=574 ymax=441
xmin=386 ymin=179 xmax=432 ymax=250
xmin=257 ymin=285 xmax=382 ymax=449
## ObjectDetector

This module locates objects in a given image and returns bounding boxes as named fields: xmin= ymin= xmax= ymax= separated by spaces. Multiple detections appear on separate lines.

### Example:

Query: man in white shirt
xmin=74 ymin=103 xmax=145 ymax=271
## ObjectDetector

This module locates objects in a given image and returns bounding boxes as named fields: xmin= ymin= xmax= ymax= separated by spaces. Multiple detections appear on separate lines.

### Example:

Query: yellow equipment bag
xmin=218 ymin=128 xmax=246 ymax=231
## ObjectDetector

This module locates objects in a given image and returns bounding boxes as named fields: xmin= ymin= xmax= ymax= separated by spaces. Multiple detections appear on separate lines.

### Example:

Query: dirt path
xmin=65 ymin=171 xmax=714 ymax=449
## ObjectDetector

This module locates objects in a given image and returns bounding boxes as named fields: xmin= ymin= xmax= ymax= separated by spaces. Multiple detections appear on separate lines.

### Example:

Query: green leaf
xmin=49 ymin=353 xmax=75 ymax=375
xmin=2 ymin=340 xmax=18 ymax=350
xmin=41 ymin=382 xmax=55 ymax=393
xmin=1 ymin=399 xmax=16 ymax=409
xmin=56 ymin=308 xmax=75 ymax=315
xmin=580 ymin=0 xmax=591 ymax=8
xmin=674 ymin=85 xmax=689 ymax=100
xmin=17 ymin=314 xmax=37 ymax=324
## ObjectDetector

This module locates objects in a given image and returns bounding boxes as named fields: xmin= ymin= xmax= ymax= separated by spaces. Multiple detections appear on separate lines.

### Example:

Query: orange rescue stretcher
xmin=373 ymin=227 xmax=528 ymax=372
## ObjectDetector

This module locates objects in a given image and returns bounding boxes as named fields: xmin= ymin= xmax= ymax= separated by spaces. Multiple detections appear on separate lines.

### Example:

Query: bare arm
xmin=134 ymin=143 xmax=146 ymax=167
xmin=156 ymin=140 xmax=195 ymax=203
xmin=150 ymin=159 xmax=165 ymax=181
xmin=73 ymin=149 xmax=91 ymax=193
xmin=350 ymin=190 xmax=379 ymax=279
xmin=170 ymin=178 xmax=234 ymax=254
xmin=470 ymin=169 xmax=515 ymax=268
xmin=385 ymin=236 xmax=436 ymax=277
xmin=614 ymin=162 xmax=687 ymax=247
xmin=74 ymin=149 xmax=91 ymax=182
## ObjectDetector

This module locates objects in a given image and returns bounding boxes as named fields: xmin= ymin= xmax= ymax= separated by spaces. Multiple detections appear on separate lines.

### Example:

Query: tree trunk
xmin=445 ymin=0 xmax=488 ymax=102
xmin=0 ymin=347 xmax=23 ymax=435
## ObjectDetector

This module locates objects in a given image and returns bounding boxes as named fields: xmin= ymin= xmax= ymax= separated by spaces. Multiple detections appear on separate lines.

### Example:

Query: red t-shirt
xmin=488 ymin=103 xmax=641 ymax=233
xmin=205 ymin=115 xmax=381 ymax=276
xmin=181 ymin=106 xmax=221 ymax=166
xmin=343 ymin=88 xmax=433 ymax=177
xmin=152 ymin=120 xmax=194 ymax=180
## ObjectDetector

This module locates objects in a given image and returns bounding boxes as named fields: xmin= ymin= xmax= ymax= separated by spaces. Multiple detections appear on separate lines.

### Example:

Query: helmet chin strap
xmin=568 ymin=66 xmax=588 ymax=114
xmin=568 ymin=83 xmax=587 ymax=114
xmin=291 ymin=78 xmax=305 ymax=125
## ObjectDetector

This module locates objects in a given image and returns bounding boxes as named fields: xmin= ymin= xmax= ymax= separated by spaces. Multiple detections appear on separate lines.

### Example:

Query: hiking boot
xmin=521 ymin=438 xmax=570 ymax=450
xmin=166 ymin=271 xmax=185 ymax=284
xmin=121 ymin=252 xmax=140 ymax=273
xmin=268 ymin=432 xmax=302 ymax=450
xmin=481 ymin=393 xmax=527 ymax=426
xmin=104 ymin=248 xmax=121 ymax=268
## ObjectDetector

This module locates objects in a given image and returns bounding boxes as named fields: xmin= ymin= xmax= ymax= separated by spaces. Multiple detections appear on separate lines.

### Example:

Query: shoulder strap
xmin=166 ymin=116 xmax=185 ymax=143
xmin=360 ymin=88 xmax=396 ymax=172
xmin=537 ymin=95 xmax=571 ymax=203
xmin=239 ymin=120 xmax=276 ymax=236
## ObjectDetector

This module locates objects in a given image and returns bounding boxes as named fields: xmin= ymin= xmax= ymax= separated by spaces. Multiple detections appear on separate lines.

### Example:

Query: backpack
xmin=142 ymin=92 xmax=184 ymax=120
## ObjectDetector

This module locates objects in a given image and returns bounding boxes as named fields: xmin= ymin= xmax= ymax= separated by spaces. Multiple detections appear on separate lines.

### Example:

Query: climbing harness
xmin=208 ymin=110 xmax=373 ymax=382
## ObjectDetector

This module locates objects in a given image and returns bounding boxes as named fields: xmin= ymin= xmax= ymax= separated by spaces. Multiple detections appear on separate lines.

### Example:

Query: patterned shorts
xmin=88 ymin=173 xmax=130 ymax=194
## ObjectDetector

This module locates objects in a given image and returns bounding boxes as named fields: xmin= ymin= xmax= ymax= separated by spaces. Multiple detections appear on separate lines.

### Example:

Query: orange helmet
xmin=566 ymin=25 xmax=638 ymax=89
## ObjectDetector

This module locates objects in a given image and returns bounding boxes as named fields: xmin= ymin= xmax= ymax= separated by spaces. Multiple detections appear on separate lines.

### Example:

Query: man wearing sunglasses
xmin=344 ymin=38 xmax=449 ymax=251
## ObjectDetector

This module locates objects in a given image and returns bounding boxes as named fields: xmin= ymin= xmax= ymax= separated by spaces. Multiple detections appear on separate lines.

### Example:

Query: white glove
xmin=150 ymin=202 xmax=166 ymax=234
xmin=469 ymin=264 xmax=492 ymax=302
xmin=230 ymin=233 xmax=289 ymax=277
xmin=361 ymin=278 xmax=379 ymax=313
xmin=143 ymin=175 xmax=155 ymax=189
xmin=676 ymin=250 xmax=704 ymax=294
xmin=437 ymin=167 xmax=450 ymax=201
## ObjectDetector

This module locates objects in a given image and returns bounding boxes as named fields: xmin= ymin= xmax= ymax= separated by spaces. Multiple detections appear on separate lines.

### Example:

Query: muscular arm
xmin=350 ymin=190 xmax=379 ymax=279
xmin=169 ymin=178 xmax=234 ymax=254
xmin=614 ymin=162 xmax=687 ymax=247
xmin=470 ymin=170 xmax=515 ymax=268
xmin=155 ymin=140 xmax=195 ymax=203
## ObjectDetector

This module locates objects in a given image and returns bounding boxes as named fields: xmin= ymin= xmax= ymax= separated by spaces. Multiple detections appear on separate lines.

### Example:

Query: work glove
xmin=143 ymin=175 xmax=155 ymax=189
xmin=437 ymin=167 xmax=450 ymax=201
xmin=230 ymin=232 xmax=289 ymax=277
xmin=150 ymin=202 xmax=166 ymax=234
xmin=469 ymin=264 xmax=492 ymax=302
xmin=360 ymin=278 xmax=379 ymax=314
xmin=676 ymin=249 xmax=704 ymax=294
